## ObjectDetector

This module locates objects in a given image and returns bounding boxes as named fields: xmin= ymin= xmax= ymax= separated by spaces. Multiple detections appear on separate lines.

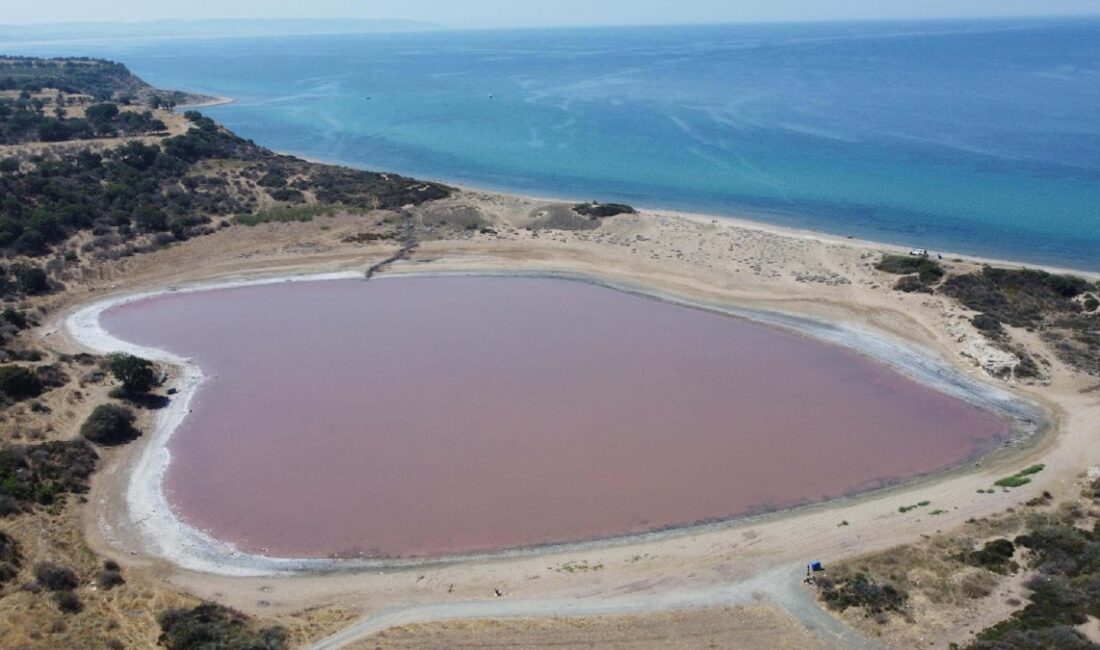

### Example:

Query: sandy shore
xmin=175 ymin=94 xmax=235 ymax=109
xmin=44 ymin=187 xmax=1100 ymax=647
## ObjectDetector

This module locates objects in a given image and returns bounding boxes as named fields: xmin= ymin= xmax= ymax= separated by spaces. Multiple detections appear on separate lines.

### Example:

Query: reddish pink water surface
xmin=102 ymin=277 xmax=1008 ymax=559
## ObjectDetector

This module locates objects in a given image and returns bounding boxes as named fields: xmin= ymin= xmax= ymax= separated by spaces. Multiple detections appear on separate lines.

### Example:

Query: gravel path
xmin=303 ymin=564 xmax=879 ymax=649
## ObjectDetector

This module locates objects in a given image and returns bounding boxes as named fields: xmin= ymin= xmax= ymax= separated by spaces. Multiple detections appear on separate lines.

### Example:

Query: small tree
xmin=108 ymin=354 xmax=157 ymax=395
xmin=80 ymin=404 xmax=140 ymax=446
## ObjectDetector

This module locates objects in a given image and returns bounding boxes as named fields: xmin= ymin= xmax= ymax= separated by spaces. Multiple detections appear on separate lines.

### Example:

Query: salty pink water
xmin=102 ymin=277 xmax=1008 ymax=559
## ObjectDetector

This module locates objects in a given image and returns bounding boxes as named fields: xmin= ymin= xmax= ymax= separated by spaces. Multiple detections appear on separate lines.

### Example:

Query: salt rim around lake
xmin=65 ymin=270 xmax=1046 ymax=577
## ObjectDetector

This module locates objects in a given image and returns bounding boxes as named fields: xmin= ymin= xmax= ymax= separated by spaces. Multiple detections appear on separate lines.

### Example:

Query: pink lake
xmin=101 ymin=276 xmax=1009 ymax=559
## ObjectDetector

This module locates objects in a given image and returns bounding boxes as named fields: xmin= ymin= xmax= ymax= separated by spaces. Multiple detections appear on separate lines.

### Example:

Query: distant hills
xmin=0 ymin=18 xmax=442 ymax=42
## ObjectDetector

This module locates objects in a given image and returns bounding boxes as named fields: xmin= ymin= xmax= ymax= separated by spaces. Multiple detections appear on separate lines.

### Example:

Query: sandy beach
xmin=37 ymin=185 xmax=1098 ymax=647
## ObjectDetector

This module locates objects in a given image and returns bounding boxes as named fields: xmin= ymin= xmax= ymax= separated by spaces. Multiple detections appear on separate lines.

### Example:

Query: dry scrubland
xmin=0 ymin=56 xmax=1098 ymax=649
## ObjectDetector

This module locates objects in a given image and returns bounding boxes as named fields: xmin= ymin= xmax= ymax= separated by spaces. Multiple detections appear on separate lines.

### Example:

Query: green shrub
xmin=961 ymin=539 xmax=1018 ymax=575
xmin=158 ymin=603 xmax=287 ymax=650
xmin=0 ymin=530 xmax=20 ymax=584
xmin=876 ymin=254 xmax=944 ymax=283
xmin=893 ymin=275 xmax=931 ymax=293
xmin=0 ymin=365 xmax=43 ymax=401
xmin=10 ymin=263 xmax=49 ymax=295
xmin=34 ymin=561 xmax=77 ymax=591
xmin=80 ymin=404 xmax=140 ymax=446
xmin=0 ymin=440 xmax=98 ymax=514
xmin=971 ymin=313 xmax=1003 ymax=334
xmin=573 ymin=202 xmax=636 ymax=218
xmin=108 ymin=353 xmax=157 ymax=394
xmin=818 ymin=573 xmax=909 ymax=616
xmin=995 ymin=465 xmax=1046 ymax=488
xmin=52 ymin=589 xmax=82 ymax=614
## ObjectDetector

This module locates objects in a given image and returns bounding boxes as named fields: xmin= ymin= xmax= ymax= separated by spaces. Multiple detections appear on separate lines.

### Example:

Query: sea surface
xmin=5 ymin=19 xmax=1099 ymax=269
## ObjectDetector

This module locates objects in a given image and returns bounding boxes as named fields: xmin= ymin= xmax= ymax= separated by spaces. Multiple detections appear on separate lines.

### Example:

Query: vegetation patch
xmin=941 ymin=267 xmax=1099 ymax=376
xmin=80 ymin=403 xmax=140 ymax=446
xmin=818 ymin=573 xmax=909 ymax=618
xmin=108 ymin=353 xmax=158 ymax=395
xmin=898 ymin=500 xmax=932 ymax=514
xmin=959 ymin=539 xmax=1018 ymax=575
xmin=0 ymin=529 xmax=21 ymax=584
xmin=994 ymin=464 xmax=1045 ymax=489
xmin=0 ymin=364 xmax=43 ymax=402
xmin=877 ymin=253 xmax=944 ymax=281
xmin=573 ymin=202 xmax=637 ymax=218
xmin=157 ymin=603 xmax=287 ymax=650
xmin=96 ymin=559 xmax=124 ymax=590
xmin=235 ymin=204 xmax=337 ymax=226
xmin=0 ymin=440 xmax=98 ymax=515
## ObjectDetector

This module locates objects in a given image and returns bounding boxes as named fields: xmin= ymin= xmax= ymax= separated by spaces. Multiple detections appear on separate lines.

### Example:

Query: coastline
xmin=283 ymin=150 xmax=1100 ymax=280
xmin=175 ymin=94 xmax=236 ymax=109
xmin=64 ymin=267 xmax=1047 ymax=577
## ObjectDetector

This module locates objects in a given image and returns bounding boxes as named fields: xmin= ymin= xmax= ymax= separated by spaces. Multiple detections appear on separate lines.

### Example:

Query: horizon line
xmin=2 ymin=12 xmax=1099 ymax=32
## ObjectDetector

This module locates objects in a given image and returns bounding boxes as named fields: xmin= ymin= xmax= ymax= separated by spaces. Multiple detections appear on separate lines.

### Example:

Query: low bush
xmin=52 ymin=589 xmax=82 ymax=614
xmin=961 ymin=539 xmax=1018 ymax=575
xmin=158 ymin=603 xmax=288 ymax=650
xmin=0 ymin=440 xmax=98 ymax=514
xmin=994 ymin=465 xmax=1046 ymax=489
xmin=893 ymin=275 xmax=932 ymax=293
xmin=971 ymin=313 xmax=1003 ymax=334
xmin=818 ymin=573 xmax=909 ymax=616
xmin=876 ymin=254 xmax=945 ymax=283
xmin=0 ymin=530 xmax=20 ymax=584
xmin=34 ymin=561 xmax=77 ymax=591
xmin=97 ymin=567 xmax=124 ymax=590
xmin=0 ymin=365 xmax=43 ymax=401
xmin=80 ymin=403 xmax=140 ymax=446
xmin=573 ymin=202 xmax=636 ymax=218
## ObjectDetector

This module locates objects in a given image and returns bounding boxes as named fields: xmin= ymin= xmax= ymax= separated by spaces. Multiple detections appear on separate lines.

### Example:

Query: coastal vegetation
xmin=877 ymin=256 xmax=1100 ymax=377
xmin=0 ymin=440 xmax=98 ymax=516
xmin=0 ymin=56 xmax=169 ymax=102
xmin=107 ymin=353 xmax=158 ymax=396
xmin=0 ymin=365 xmax=43 ymax=402
xmin=993 ymin=464 xmax=1046 ymax=489
xmin=0 ymin=530 xmax=20 ymax=585
xmin=816 ymin=477 xmax=1100 ymax=649
xmin=0 ymin=57 xmax=451 ymax=305
xmin=874 ymin=254 xmax=945 ymax=293
xmin=573 ymin=202 xmax=637 ymax=218
xmin=0 ymin=95 xmax=167 ymax=145
xmin=80 ymin=403 xmax=140 ymax=446
xmin=158 ymin=603 xmax=288 ymax=650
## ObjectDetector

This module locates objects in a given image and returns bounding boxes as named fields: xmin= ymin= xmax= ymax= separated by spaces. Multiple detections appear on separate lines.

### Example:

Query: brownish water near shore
xmin=101 ymin=277 xmax=1008 ymax=559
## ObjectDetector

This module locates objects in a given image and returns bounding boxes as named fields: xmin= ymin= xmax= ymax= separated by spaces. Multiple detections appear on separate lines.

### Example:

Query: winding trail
xmin=303 ymin=564 xmax=879 ymax=649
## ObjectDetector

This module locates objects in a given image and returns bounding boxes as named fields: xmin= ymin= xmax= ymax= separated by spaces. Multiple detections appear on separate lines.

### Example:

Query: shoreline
xmin=175 ymin=94 xmax=236 ymax=109
xmin=64 ymin=268 xmax=1048 ymax=577
xmin=246 ymin=147 xmax=1100 ymax=279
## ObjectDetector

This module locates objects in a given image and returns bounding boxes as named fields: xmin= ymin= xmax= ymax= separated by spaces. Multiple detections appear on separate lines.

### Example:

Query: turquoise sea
xmin=5 ymin=19 xmax=1099 ymax=269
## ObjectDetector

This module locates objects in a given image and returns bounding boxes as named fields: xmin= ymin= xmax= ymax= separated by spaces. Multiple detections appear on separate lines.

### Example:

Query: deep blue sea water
xmin=5 ymin=19 xmax=1099 ymax=269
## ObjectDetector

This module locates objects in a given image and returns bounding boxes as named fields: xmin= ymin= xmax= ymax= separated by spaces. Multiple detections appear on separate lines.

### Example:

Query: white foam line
xmin=65 ymin=270 xmax=1046 ymax=577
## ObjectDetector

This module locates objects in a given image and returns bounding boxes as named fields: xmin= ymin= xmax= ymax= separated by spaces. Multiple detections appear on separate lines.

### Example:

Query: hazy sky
xmin=5 ymin=0 xmax=1100 ymax=27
